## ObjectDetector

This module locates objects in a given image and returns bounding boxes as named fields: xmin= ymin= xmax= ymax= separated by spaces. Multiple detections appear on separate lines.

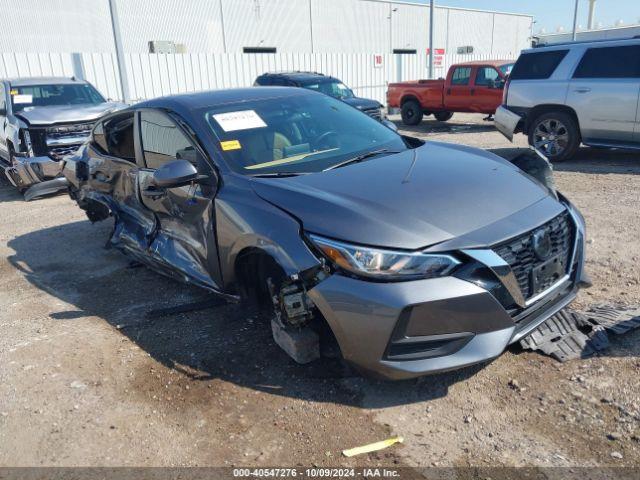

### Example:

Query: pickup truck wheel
xmin=401 ymin=100 xmax=423 ymax=126
xmin=434 ymin=111 xmax=454 ymax=122
xmin=528 ymin=112 xmax=580 ymax=162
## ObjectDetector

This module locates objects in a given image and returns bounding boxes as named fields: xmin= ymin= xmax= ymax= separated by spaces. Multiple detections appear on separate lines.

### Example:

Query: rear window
xmin=510 ymin=50 xmax=569 ymax=80
xmin=573 ymin=45 xmax=640 ymax=79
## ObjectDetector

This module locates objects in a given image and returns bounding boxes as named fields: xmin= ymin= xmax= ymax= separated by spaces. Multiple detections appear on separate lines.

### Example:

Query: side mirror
xmin=152 ymin=159 xmax=199 ymax=188
xmin=0 ymin=107 xmax=6 ymax=116
xmin=382 ymin=119 xmax=398 ymax=132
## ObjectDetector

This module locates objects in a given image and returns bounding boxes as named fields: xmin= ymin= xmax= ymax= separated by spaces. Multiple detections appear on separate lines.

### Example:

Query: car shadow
xmin=490 ymin=146 xmax=640 ymax=175
xmin=391 ymin=117 xmax=496 ymax=136
xmin=7 ymin=218 xmax=482 ymax=408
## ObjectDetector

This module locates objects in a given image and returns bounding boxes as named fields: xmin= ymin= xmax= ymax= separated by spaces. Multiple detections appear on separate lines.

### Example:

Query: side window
xmin=140 ymin=110 xmax=197 ymax=169
xmin=92 ymin=112 xmax=136 ymax=162
xmin=451 ymin=67 xmax=471 ymax=85
xmin=573 ymin=45 xmax=640 ymax=79
xmin=270 ymin=77 xmax=288 ymax=86
xmin=510 ymin=50 xmax=569 ymax=80
xmin=475 ymin=67 xmax=500 ymax=86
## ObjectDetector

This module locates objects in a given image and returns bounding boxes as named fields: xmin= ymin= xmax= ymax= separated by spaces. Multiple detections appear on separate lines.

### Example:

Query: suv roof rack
xmin=265 ymin=70 xmax=326 ymax=76
xmin=534 ymin=36 xmax=640 ymax=48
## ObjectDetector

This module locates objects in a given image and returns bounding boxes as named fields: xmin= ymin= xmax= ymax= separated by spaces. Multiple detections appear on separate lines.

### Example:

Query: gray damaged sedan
xmin=63 ymin=87 xmax=589 ymax=380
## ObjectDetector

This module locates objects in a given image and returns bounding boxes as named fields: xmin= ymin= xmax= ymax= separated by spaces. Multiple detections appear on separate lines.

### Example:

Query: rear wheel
xmin=528 ymin=111 xmax=580 ymax=162
xmin=434 ymin=111 xmax=454 ymax=122
xmin=400 ymin=100 xmax=424 ymax=126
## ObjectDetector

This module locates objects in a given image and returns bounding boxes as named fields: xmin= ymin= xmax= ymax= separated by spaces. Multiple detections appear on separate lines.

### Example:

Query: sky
xmin=412 ymin=0 xmax=640 ymax=34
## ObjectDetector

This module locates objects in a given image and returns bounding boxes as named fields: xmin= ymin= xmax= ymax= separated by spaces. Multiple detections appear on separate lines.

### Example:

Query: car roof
xmin=526 ymin=36 xmax=640 ymax=53
xmin=5 ymin=76 xmax=88 ymax=87
xmin=259 ymin=71 xmax=338 ymax=83
xmin=136 ymin=87 xmax=314 ymax=111
xmin=454 ymin=60 xmax=514 ymax=67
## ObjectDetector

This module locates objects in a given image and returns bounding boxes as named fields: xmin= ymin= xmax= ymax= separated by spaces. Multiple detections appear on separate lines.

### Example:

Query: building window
xmin=393 ymin=49 xmax=417 ymax=55
xmin=243 ymin=47 xmax=277 ymax=54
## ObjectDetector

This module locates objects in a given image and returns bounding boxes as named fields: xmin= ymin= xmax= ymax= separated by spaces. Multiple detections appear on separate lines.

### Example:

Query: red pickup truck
xmin=387 ymin=60 xmax=514 ymax=125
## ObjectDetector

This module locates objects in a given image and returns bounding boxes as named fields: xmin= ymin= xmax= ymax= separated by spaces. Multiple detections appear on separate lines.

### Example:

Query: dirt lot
xmin=1 ymin=113 xmax=638 ymax=468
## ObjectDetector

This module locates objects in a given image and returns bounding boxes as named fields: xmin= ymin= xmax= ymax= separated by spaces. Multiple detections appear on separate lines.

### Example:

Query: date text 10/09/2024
xmin=232 ymin=468 xmax=401 ymax=478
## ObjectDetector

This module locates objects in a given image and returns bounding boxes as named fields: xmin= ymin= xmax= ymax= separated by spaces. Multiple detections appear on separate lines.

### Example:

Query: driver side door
xmin=135 ymin=108 xmax=222 ymax=291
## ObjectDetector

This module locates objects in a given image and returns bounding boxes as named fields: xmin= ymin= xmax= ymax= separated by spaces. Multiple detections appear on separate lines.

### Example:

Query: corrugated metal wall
xmin=0 ymin=0 xmax=114 ymax=52
xmin=0 ymin=51 xmax=511 ymax=105
xmin=0 ymin=0 xmax=532 ymax=56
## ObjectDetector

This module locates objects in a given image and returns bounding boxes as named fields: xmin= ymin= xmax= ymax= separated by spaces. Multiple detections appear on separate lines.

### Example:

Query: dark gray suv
xmin=63 ymin=87 xmax=587 ymax=379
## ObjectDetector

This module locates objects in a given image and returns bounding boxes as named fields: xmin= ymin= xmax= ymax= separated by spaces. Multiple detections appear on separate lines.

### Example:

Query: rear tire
xmin=434 ymin=111 xmax=454 ymax=122
xmin=528 ymin=111 xmax=580 ymax=162
xmin=400 ymin=100 xmax=424 ymax=126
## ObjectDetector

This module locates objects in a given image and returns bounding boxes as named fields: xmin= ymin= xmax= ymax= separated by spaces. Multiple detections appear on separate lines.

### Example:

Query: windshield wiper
xmin=323 ymin=149 xmax=402 ymax=171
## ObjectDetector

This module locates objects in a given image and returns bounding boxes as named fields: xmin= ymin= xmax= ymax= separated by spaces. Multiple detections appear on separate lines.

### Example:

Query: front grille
xmin=28 ymin=122 xmax=93 ymax=160
xmin=493 ymin=212 xmax=574 ymax=301
xmin=362 ymin=107 xmax=382 ymax=120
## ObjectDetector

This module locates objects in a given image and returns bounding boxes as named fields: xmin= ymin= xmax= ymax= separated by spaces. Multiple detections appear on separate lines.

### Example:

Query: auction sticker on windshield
xmin=212 ymin=110 xmax=267 ymax=132
xmin=12 ymin=94 xmax=33 ymax=104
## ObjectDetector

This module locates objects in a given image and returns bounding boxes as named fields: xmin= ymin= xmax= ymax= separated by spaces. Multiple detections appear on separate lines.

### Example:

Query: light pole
xmin=572 ymin=0 xmax=580 ymax=41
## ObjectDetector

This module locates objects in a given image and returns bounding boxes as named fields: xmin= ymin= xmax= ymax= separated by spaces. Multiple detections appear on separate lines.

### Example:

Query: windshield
xmin=301 ymin=80 xmax=355 ymax=100
xmin=205 ymin=93 xmax=407 ymax=175
xmin=499 ymin=63 xmax=515 ymax=76
xmin=10 ymin=83 xmax=106 ymax=112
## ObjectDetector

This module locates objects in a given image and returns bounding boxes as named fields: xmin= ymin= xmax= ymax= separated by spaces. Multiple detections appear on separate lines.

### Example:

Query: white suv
xmin=495 ymin=38 xmax=640 ymax=161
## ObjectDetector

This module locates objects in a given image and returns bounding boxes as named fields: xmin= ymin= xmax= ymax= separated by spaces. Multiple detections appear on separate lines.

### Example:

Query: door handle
xmin=573 ymin=87 xmax=591 ymax=93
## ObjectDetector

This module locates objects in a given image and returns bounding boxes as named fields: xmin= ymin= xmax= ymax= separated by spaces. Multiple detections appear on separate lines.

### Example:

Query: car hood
xmin=342 ymin=97 xmax=382 ymax=110
xmin=250 ymin=141 xmax=552 ymax=250
xmin=15 ymin=102 xmax=126 ymax=126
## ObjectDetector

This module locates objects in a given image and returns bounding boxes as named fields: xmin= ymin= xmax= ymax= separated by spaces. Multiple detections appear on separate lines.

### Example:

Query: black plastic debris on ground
xmin=521 ymin=305 xmax=640 ymax=362
xmin=520 ymin=309 xmax=609 ymax=362
xmin=583 ymin=304 xmax=640 ymax=335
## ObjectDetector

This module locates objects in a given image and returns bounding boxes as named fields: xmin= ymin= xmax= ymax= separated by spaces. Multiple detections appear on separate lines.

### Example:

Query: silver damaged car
xmin=0 ymin=77 xmax=125 ymax=200
xmin=63 ymin=87 xmax=589 ymax=380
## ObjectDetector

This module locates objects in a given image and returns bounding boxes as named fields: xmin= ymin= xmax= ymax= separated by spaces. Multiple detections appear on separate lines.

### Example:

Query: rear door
xmin=88 ymin=111 xmax=157 ymax=254
xmin=567 ymin=44 xmax=640 ymax=143
xmin=471 ymin=66 xmax=504 ymax=113
xmin=135 ymin=108 xmax=222 ymax=291
xmin=444 ymin=66 xmax=473 ymax=111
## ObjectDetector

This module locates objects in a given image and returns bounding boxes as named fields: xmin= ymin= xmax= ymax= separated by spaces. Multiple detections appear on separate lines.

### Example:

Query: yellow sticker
xmin=10 ymin=89 xmax=18 ymax=95
xmin=220 ymin=140 xmax=241 ymax=151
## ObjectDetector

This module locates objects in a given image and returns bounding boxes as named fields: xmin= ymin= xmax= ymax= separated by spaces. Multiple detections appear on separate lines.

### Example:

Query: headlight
xmin=309 ymin=234 xmax=460 ymax=281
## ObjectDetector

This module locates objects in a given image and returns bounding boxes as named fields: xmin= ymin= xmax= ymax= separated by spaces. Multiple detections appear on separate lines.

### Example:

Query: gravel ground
xmin=0 ymin=112 xmax=638 ymax=468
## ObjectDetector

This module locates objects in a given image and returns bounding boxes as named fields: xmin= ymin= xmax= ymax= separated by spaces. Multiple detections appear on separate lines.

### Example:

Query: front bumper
xmin=307 ymin=206 xmax=587 ymax=380
xmin=4 ymin=154 xmax=65 ymax=193
xmin=495 ymin=105 xmax=523 ymax=142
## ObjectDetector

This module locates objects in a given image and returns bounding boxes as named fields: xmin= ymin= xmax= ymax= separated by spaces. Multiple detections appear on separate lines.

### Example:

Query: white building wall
xmin=446 ymin=9 xmax=494 ymax=56
xmin=310 ymin=0 xmax=391 ymax=53
xmin=0 ymin=0 xmax=533 ymax=56
xmin=0 ymin=0 xmax=114 ymax=52
xmin=114 ymin=0 xmax=226 ymax=53
xmin=223 ymin=0 xmax=312 ymax=53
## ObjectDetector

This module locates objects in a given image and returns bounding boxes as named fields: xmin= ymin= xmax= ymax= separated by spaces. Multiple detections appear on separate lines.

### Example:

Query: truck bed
xmin=387 ymin=79 xmax=445 ymax=110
